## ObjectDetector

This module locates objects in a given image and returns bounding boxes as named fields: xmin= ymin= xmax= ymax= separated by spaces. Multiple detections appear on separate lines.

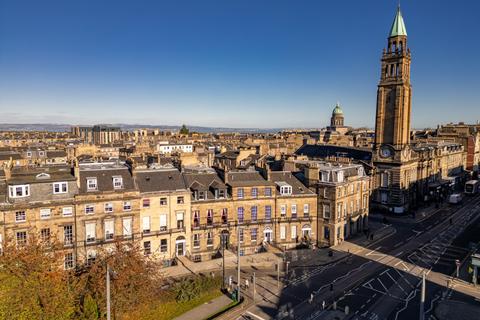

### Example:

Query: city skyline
xmin=1 ymin=0 xmax=479 ymax=128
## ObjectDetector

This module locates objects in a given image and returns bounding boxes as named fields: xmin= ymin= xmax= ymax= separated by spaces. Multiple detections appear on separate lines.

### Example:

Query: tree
xmin=179 ymin=124 xmax=189 ymax=135
xmin=75 ymin=241 xmax=162 ymax=319
xmin=0 ymin=235 xmax=77 ymax=320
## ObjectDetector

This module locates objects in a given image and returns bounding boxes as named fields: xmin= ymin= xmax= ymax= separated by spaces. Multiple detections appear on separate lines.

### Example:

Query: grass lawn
xmin=130 ymin=282 xmax=224 ymax=320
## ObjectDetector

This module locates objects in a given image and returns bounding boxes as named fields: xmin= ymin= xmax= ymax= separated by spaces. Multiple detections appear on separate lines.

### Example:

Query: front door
xmin=176 ymin=242 xmax=185 ymax=256
xmin=265 ymin=231 xmax=272 ymax=243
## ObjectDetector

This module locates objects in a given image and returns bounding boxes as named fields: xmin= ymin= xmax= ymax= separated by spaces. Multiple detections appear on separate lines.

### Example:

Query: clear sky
xmin=0 ymin=0 xmax=479 ymax=128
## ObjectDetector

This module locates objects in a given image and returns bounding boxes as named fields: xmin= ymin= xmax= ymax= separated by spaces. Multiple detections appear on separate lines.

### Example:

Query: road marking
xmin=380 ymin=269 xmax=390 ymax=276
xmin=377 ymin=278 xmax=388 ymax=292
xmin=412 ymin=229 xmax=423 ymax=236
xmin=406 ymin=235 xmax=414 ymax=241
xmin=366 ymin=247 xmax=383 ymax=256
xmin=394 ymin=260 xmax=410 ymax=272
xmin=394 ymin=242 xmax=403 ymax=248
xmin=245 ymin=311 xmax=267 ymax=320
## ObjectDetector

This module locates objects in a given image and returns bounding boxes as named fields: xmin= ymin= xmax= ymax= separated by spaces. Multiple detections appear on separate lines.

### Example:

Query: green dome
xmin=332 ymin=103 xmax=343 ymax=115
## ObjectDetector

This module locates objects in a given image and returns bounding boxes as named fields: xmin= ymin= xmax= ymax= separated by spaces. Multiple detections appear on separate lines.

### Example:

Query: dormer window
xmin=87 ymin=178 xmax=97 ymax=191
xmin=53 ymin=182 xmax=68 ymax=194
xmin=336 ymin=171 xmax=344 ymax=183
xmin=320 ymin=171 xmax=330 ymax=182
xmin=113 ymin=176 xmax=123 ymax=189
xmin=280 ymin=185 xmax=292 ymax=196
xmin=9 ymin=185 xmax=30 ymax=198
xmin=38 ymin=151 xmax=45 ymax=157
xmin=198 ymin=191 xmax=205 ymax=200
xmin=26 ymin=151 xmax=32 ymax=158
xmin=215 ymin=189 xmax=225 ymax=199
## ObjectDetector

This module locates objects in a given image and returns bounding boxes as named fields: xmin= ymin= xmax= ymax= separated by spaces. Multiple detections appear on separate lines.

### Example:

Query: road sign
xmin=456 ymin=259 xmax=460 ymax=266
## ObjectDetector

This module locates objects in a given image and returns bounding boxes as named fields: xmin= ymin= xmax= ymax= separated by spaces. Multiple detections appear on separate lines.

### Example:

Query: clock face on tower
xmin=380 ymin=145 xmax=394 ymax=158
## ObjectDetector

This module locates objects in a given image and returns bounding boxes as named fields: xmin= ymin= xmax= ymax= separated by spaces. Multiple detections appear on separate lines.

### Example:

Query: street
xmin=224 ymin=194 xmax=480 ymax=320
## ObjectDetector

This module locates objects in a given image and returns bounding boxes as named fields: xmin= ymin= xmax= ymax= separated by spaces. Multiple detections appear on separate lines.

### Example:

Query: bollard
xmin=345 ymin=305 xmax=349 ymax=315
xmin=333 ymin=301 xmax=337 ymax=310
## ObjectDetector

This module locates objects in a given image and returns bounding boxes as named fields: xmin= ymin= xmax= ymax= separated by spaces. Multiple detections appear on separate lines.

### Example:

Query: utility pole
xmin=106 ymin=263 xmax=111 ymax=320
xmin=221 ymin=234 xmax=226 ymax=290
xmin=237 ymin=227 xmax=241 ymax=302
xmin=419 ymin=271 xmax=425 ymax=320
xmin=253 ymin=272 xmax=256 ymax=303
xmin=277 ymin=263 xmax=280 ymax=289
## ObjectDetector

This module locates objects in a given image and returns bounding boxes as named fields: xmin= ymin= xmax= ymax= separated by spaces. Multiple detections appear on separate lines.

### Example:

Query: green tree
xmin=179 ymin=124 xmax=189 ymax=135
xmin=0 ymin=235 xmax=76 ymax=320
xmin=81 ymin=294 xmax=99 ymax=320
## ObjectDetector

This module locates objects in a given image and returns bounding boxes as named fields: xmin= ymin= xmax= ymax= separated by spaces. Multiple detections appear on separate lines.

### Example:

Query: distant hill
xmin=0 ymin=123 xmax=291 ymax=133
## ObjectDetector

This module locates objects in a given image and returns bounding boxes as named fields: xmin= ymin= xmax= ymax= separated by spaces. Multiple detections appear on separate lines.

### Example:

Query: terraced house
xmin=135 ymin=167 xmax=191 ymax=266
xmin=75 ymin=161 xmax=140 ymax=264
xmin=184 ymin=171 xmax=232 ymax=262
xmin=269 ymin=171 xmax=317 ymax=249
xmin=0 ymin=166 xmax=78 ymax=269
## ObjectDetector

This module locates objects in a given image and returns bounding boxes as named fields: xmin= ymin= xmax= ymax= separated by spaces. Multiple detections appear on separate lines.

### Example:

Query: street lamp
xmin=220 ymin=233 xmax=227 ymax=290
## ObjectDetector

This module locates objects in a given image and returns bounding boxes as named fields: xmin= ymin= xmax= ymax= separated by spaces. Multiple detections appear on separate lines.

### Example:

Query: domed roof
xmin=332 ymin=103 xmax=343 ymax=115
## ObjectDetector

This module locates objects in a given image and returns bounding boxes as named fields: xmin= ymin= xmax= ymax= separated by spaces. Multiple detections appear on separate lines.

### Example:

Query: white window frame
xmin=63 ymin=207 xmax=73 ymax=217
xmin=123 ymin=201 xmax=131 ymax=211
xmin=53 ymin=182 xmax=68 ymax=194
xmin=40 ymin=208 xmax=51 ymax=219
xmin=122 ymin=217 xmax=132 ymax=238
xmin=113 ymin=176 xmax=123 ymax=189
xmin=291 ymin=204 xmax=297 ymax=214
xmin=104 ymin=202 xmax=113 ymax=213
xmin=291 ymin=225 xmax=297 ymax=239
xmin=142 ymin=216 xmax=151 ymax=233
xmin=304 ymin=203 xmax=310 ymax=214
xmin=193 ymin=234 xmax=200 ymax=248
xmin=323 ymin=204 xmax=331 ymax=219
xmin=64 ymin=225 xmax=73 ymax=245
xmin=160 ymin=214 xmax=167 ymax=231
xmin=15 ymin=211 xmax=26 ymax=222
xmin=64 ymin=253 xmax=75 ymax=270
xmin=85 ymin=204 xmax=95 ymax=215
xmin=9 ymin=185 xmax=30 ymax=198
xmin=280 ymin=205 xmax=287 ymax=216
xmin=280 ymin=225 xmax=286 ymax=240
xmin=85 ymin=222 xmax=96 ymax=243
xmin=87 ymin=178 xmax=98 ymax=191
xmin=105 ymin=219 xmax=114 ymax=240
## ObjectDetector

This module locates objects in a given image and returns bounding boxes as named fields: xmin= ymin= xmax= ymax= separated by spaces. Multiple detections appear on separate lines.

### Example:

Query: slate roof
xmin=269 ymin=171 xmax=315 ymax=196
xmin=226 ymin=171 xmax=275 ymax=187
xmin=8 ymin=167 xmax=75 ymax=185
xmin=78 ymin=164 xmax=135 ymax=194
xmin=183 ymin=172 xmax=227 ymax=191
xmin=135 ymin=169 xmax=186 ymax=193
xmin=0 ymin=152 xmax=23 ymax=161
xmin=295 ymin=144 xmax=372 ymax=162
xmin=47 ymin=150 xmax=67 ymax=158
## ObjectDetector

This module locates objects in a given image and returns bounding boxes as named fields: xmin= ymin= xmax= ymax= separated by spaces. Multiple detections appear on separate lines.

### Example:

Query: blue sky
xmin=0 ymin=0 xmax=479 ymax=128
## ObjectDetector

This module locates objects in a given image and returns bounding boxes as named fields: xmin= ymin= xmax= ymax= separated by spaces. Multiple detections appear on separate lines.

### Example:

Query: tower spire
xmin=389 ymin=5 xmax=407 ymax=37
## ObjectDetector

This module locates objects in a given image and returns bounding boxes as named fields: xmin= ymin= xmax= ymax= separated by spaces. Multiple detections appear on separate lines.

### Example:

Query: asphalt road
xmin=231 ymin=193 xmax=480 ymax=320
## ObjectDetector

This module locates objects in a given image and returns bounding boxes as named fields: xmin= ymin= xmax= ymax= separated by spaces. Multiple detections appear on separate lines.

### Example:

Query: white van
xmin=448 ymin=193 xmax=463 ymax=204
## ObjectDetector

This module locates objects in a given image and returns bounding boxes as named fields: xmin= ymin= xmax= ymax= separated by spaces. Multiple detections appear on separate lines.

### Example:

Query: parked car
xmin=448 ymin=193 xmax=463 ymax=204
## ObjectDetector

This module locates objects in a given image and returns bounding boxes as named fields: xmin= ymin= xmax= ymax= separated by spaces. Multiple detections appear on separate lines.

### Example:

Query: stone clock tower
xmin=374 ymin=6 xmax=411 ymax=161
xmin=373 ymin=7 xmax=417 ymax=213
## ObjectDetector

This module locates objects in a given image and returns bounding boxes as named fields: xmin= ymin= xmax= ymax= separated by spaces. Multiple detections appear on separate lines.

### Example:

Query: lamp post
xmin=221 ymin=233 xmax=226 ymax=289
xmin=106 ymin=264 xmax=111 ymax=320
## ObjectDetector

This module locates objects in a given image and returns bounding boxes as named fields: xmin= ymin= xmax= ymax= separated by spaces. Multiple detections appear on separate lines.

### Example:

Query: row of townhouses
xmin=0 ymin=160 xmax=371 ymax=269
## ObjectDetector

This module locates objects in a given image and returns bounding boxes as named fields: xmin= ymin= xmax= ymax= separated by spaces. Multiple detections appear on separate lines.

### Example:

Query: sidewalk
xmin=369 ymin=201 xmax=449 ymax=224
xmin=173 ymin=294 xmax=234 ymax=320
xmin=162 ymin=251 xmax=282 ymax=278
xmin=288 ymin=220 xmax=395 ymax=268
